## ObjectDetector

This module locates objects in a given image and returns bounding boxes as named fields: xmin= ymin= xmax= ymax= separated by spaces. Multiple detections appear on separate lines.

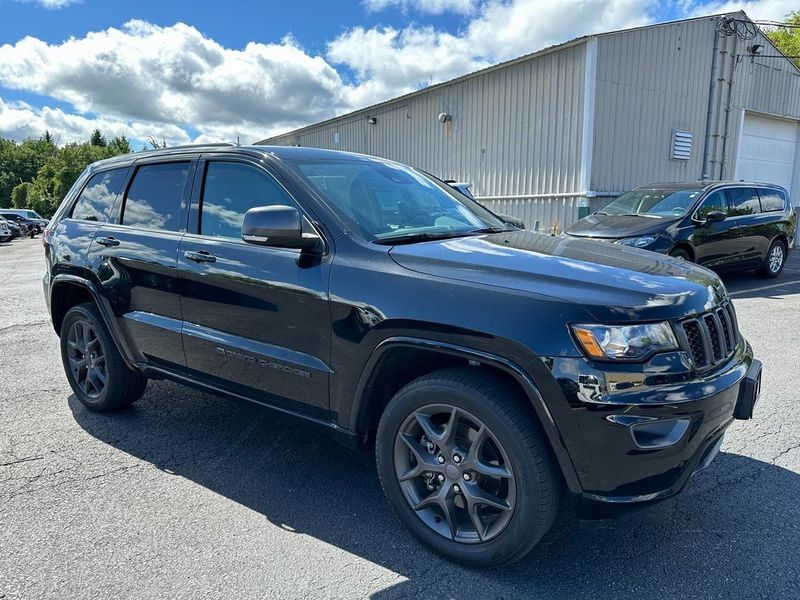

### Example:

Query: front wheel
xmin=757 ymin=239 xmax=786 ymax=278
xmin=668 ymin=247 xmax=691 ymax=261
xmin=60 ymin=303 xmax=148 ymax=412
xmin=376 ymin=367 xmax=561 ymax=566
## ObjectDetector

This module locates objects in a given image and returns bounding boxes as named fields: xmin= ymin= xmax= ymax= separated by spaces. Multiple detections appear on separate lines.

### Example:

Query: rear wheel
xmin=60 ymin=303 xmax=147 ymax=412
xmin=756 ymin=239 xmax=786 ymax=278
xmin=668 ymin=247 xmax=691 ymax=261
xmin=376 ymin=367 xmax=560 ymax=566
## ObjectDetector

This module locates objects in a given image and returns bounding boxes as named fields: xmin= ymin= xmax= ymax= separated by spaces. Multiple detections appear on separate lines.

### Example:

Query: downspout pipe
xmin=719 ymin=32 xmax=739 ymax=179
xmin=701 ymin=19 xmax=722 ymax=180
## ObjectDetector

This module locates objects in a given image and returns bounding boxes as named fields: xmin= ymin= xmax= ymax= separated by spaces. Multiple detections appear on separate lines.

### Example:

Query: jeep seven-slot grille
xmin=677 ymin=302 xmax=739 ymax=370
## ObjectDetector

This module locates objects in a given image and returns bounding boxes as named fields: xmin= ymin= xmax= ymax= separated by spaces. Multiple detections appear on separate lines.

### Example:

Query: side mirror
xmin=241 ymin=205 xmax=320 ymax=251
xmin=703 ymin=210 xmax=727 ymax=225
xmin=498 ymin=214 xmax=525 ymax=229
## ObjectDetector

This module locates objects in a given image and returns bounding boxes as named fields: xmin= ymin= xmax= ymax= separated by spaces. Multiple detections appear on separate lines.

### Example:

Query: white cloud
xmin=0 ymin=98 xmax=191 ymax=145
xmin=363 ymin=0 xmax=477 ymax=15
xmin=19 ymin=0 xmax=79 ymax=8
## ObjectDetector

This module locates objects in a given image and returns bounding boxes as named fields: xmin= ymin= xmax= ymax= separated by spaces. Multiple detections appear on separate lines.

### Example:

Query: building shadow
xmin=70 ymin=383 xmax=800 ymax=598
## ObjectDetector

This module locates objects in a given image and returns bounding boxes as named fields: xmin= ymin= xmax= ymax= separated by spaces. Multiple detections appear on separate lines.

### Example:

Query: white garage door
xmin=735 ymin=112 xmax=799 ymax=196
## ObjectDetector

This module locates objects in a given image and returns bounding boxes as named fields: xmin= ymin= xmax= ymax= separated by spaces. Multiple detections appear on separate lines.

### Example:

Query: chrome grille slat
xmin=678 ymin=302 xmax=739 ymax=370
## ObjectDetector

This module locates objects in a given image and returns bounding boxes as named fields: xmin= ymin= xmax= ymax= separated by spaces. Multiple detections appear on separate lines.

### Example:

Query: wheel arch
xmin=49 ymin=274 xmax=139 ymax=370
xmin=351 ymin=337 xmax=581 ymax=493
xmin=669 ymin=242 xmax=695 ymax=261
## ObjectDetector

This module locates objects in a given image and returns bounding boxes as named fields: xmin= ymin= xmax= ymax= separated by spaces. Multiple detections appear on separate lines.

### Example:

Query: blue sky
xmin=0 ymin=0 xmax=793 ymax=146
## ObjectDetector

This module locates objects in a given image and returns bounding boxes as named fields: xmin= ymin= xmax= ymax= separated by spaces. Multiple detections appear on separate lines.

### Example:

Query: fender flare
xmin=351 ymin=336 xmax=581 ymax=493
xmin=49 ymin=274 xmax=140 ymax=371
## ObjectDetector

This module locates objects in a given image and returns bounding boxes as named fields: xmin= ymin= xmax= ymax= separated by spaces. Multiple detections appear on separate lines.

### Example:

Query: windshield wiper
xmin=373 ymin=231 xmax=477 ymax=245
xmin=468 ymin=226 xmax=512 ymax=234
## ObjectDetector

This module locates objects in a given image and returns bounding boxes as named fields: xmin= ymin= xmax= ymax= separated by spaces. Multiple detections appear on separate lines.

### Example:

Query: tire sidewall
xmin=764 ymin=240 xmax=786 ymax=278
xmin=376 ymin=379 xmax=547 ymax=566
xmin=60 ymin=304 xmax=117 ymax=410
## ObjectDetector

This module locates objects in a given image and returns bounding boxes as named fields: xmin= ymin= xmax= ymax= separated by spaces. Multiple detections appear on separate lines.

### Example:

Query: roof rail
xmin=139 ymin=142 xmax=238 ymax=153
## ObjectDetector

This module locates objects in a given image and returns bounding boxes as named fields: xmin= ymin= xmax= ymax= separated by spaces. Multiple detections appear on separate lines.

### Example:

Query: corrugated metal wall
xmin=264 ymin=41 xmax=590 ymax=230
xmin=591 ymin=18 xmax=716 ymax=193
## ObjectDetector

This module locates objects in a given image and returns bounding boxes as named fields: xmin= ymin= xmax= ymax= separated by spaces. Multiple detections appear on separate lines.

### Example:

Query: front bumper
xmin=545 ymin=342 xmax=760 ymax=517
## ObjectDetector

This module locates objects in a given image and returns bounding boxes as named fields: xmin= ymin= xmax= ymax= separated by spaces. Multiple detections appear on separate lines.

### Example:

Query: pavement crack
xmin=0 ymin=455 xmax=43 ymax=467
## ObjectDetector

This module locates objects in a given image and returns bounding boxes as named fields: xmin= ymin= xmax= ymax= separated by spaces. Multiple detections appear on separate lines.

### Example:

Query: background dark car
xmin=564 ymin=182 xmax=796 ymax=278
xmin=0 ymin=212 xmax=42 ymax=236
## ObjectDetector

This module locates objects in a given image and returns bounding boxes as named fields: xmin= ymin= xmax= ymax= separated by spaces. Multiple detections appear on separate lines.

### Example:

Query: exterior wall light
xmin=438 ymin=112 xmax=452 ymax=123
xmin=367 ymin=116 xmax=377 ymax=124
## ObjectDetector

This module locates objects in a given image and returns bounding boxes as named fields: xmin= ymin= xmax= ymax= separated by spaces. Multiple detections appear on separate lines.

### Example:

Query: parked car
xmin=444 ymin=179 xmax=526 ymax=230
xmin=0 ymin=212 xmax=40 ymax=237
xmin=43 ymin=146 xmax=761 ymax=566
xmin=0 ymin=208 xmax=48 ymax=229
xmin=0 ymin=216 xmax=21 ymax=240
xmin=0 ymin=218 xmax=12 ymax=243
xmin=564 ymin=181 xmax=796 ymax=278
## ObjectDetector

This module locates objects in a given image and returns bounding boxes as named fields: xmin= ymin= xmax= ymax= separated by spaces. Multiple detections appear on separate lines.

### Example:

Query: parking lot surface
xmin=1 ymin=237 xmax=799 ymax=599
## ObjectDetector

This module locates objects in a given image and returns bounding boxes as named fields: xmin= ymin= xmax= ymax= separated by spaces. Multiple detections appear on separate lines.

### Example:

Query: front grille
xmin=677 ymin=302 xmax=739 ymax=370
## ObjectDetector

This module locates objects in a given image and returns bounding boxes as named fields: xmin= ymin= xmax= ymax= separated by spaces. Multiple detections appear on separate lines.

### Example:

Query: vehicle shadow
xmin=69 ymin=384 xmax=800 ymax=598
xmin=721 ymin=252 xmax=800 ymax=300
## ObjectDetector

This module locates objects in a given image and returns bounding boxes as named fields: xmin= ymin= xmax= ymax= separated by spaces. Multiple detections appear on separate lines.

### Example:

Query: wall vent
xmin=671 ymin=130 xmax=692 ymax=160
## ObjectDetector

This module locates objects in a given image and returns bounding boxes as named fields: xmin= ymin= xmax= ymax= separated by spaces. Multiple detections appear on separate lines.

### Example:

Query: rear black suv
xmin=565 ymin=181 xmax=796 ymax=277
xmin=43 ymin=145 xmax=762 ymax=566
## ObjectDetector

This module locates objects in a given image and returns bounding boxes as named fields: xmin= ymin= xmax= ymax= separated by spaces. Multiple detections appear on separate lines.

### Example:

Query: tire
xmin=59 ymin=302 xmax=147 ymax=412
xmin=756 ymin=239 xmax=786 ymax=279
xmin=376 ymin=367 xmax=561 ymax=567
xmin=668 ymin=247 xmax=691 ymax=261
xmin=0 ymin=235 xmax=10 ymax=243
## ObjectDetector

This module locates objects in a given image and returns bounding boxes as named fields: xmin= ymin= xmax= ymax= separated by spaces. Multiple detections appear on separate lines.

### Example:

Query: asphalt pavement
xmin=1 ymin=237 xmax=799 ymax=599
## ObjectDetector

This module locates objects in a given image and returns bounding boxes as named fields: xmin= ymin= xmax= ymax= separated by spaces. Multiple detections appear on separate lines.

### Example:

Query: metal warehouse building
xmin=259 ymin=12 xmax=800 ymax=231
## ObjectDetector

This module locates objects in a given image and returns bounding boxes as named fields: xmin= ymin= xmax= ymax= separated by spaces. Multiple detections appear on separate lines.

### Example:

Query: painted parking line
xmin=728 ymin=279 xmax=800 ymax=297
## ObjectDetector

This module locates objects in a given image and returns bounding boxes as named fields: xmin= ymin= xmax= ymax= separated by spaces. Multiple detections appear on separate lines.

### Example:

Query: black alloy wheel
xmin=394 ymin=404 xmax=515 ymax=543
xmin=66 ymin=319 xmax=107 ymax=398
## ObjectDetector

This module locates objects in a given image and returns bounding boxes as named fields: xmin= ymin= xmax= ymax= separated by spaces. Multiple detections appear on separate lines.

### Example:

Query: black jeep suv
xmin=43 ymin=145 xmax=762 ymax=566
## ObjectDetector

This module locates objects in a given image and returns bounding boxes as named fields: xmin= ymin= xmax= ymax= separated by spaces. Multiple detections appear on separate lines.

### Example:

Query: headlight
xmin=615 ymin=235 xmax=657 ymax=248
xmin=571 ymin=322 xmax=678 ymax=361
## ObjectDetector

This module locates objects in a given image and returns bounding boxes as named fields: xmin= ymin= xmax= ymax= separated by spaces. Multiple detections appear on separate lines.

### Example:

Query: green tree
xmin=11 ymin=182 xmax=31 ymax=208
xmin=766 ymin=12 xmax=800 ymax=68
xmin=89 ymin=128 xmax=107 ymax=147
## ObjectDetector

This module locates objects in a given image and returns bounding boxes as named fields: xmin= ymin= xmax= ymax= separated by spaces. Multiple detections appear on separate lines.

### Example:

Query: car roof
xmin=634 ymin=180 xmax=788 ymax=193
xmin=84 ymin=143 xmax=396 ymax=173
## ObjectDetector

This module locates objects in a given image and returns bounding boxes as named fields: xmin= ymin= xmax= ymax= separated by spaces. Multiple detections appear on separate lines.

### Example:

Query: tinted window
xmin=599 ymin=188 xmax=702 ymax=217
xmin=290 ymin=158 xmax=504 ymax=241
xmin=71 ymin=169 xmax=127 ymax=222
xmin=695 ymin=191 xmax=728 ymax=219
xmin=200 ymin=162 xmax=297 ymax=239
xmin=122 ymin=163 xmax=189 ymax=231
xmin=759 ymin=189 xmax=786 ymax=212
xmin=726 ymin=188 xmax=761 ymax=217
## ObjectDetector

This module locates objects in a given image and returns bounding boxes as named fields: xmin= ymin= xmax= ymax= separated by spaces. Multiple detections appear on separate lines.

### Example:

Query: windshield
xmin=599 ymin=188 xmax=703 ymax=217
xmin=22 ymin=210 xmax=42 ymax=219
xmin=287 ymin=157 xmax=506 ymax=242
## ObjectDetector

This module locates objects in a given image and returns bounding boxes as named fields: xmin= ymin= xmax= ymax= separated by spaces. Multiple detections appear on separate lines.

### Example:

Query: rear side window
xmin=71 ymin=168 xmax=127 ymax=222
xmin=199 ymin=161 xmax=298 ymax=239
xmin=122 ymin=162 xmax=190 ymax=231
xmin=726 ymin=188 xmax=761 ymax=217
xmin=758 ymin=189 xmax=786 ymax=212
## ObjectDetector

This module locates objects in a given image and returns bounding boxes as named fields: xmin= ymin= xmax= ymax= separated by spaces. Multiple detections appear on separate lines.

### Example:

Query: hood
xmin=564 ymin=213 xmax=679 ymax=239
xmin=389 ymin=230 xmax=727 ymax=322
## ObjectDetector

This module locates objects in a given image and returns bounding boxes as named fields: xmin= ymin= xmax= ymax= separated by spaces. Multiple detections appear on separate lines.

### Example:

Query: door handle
xmin=184 ymin=250 xmax=216 ymax=263
xmin=96 ymin=236 xmax=120 ymax=247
